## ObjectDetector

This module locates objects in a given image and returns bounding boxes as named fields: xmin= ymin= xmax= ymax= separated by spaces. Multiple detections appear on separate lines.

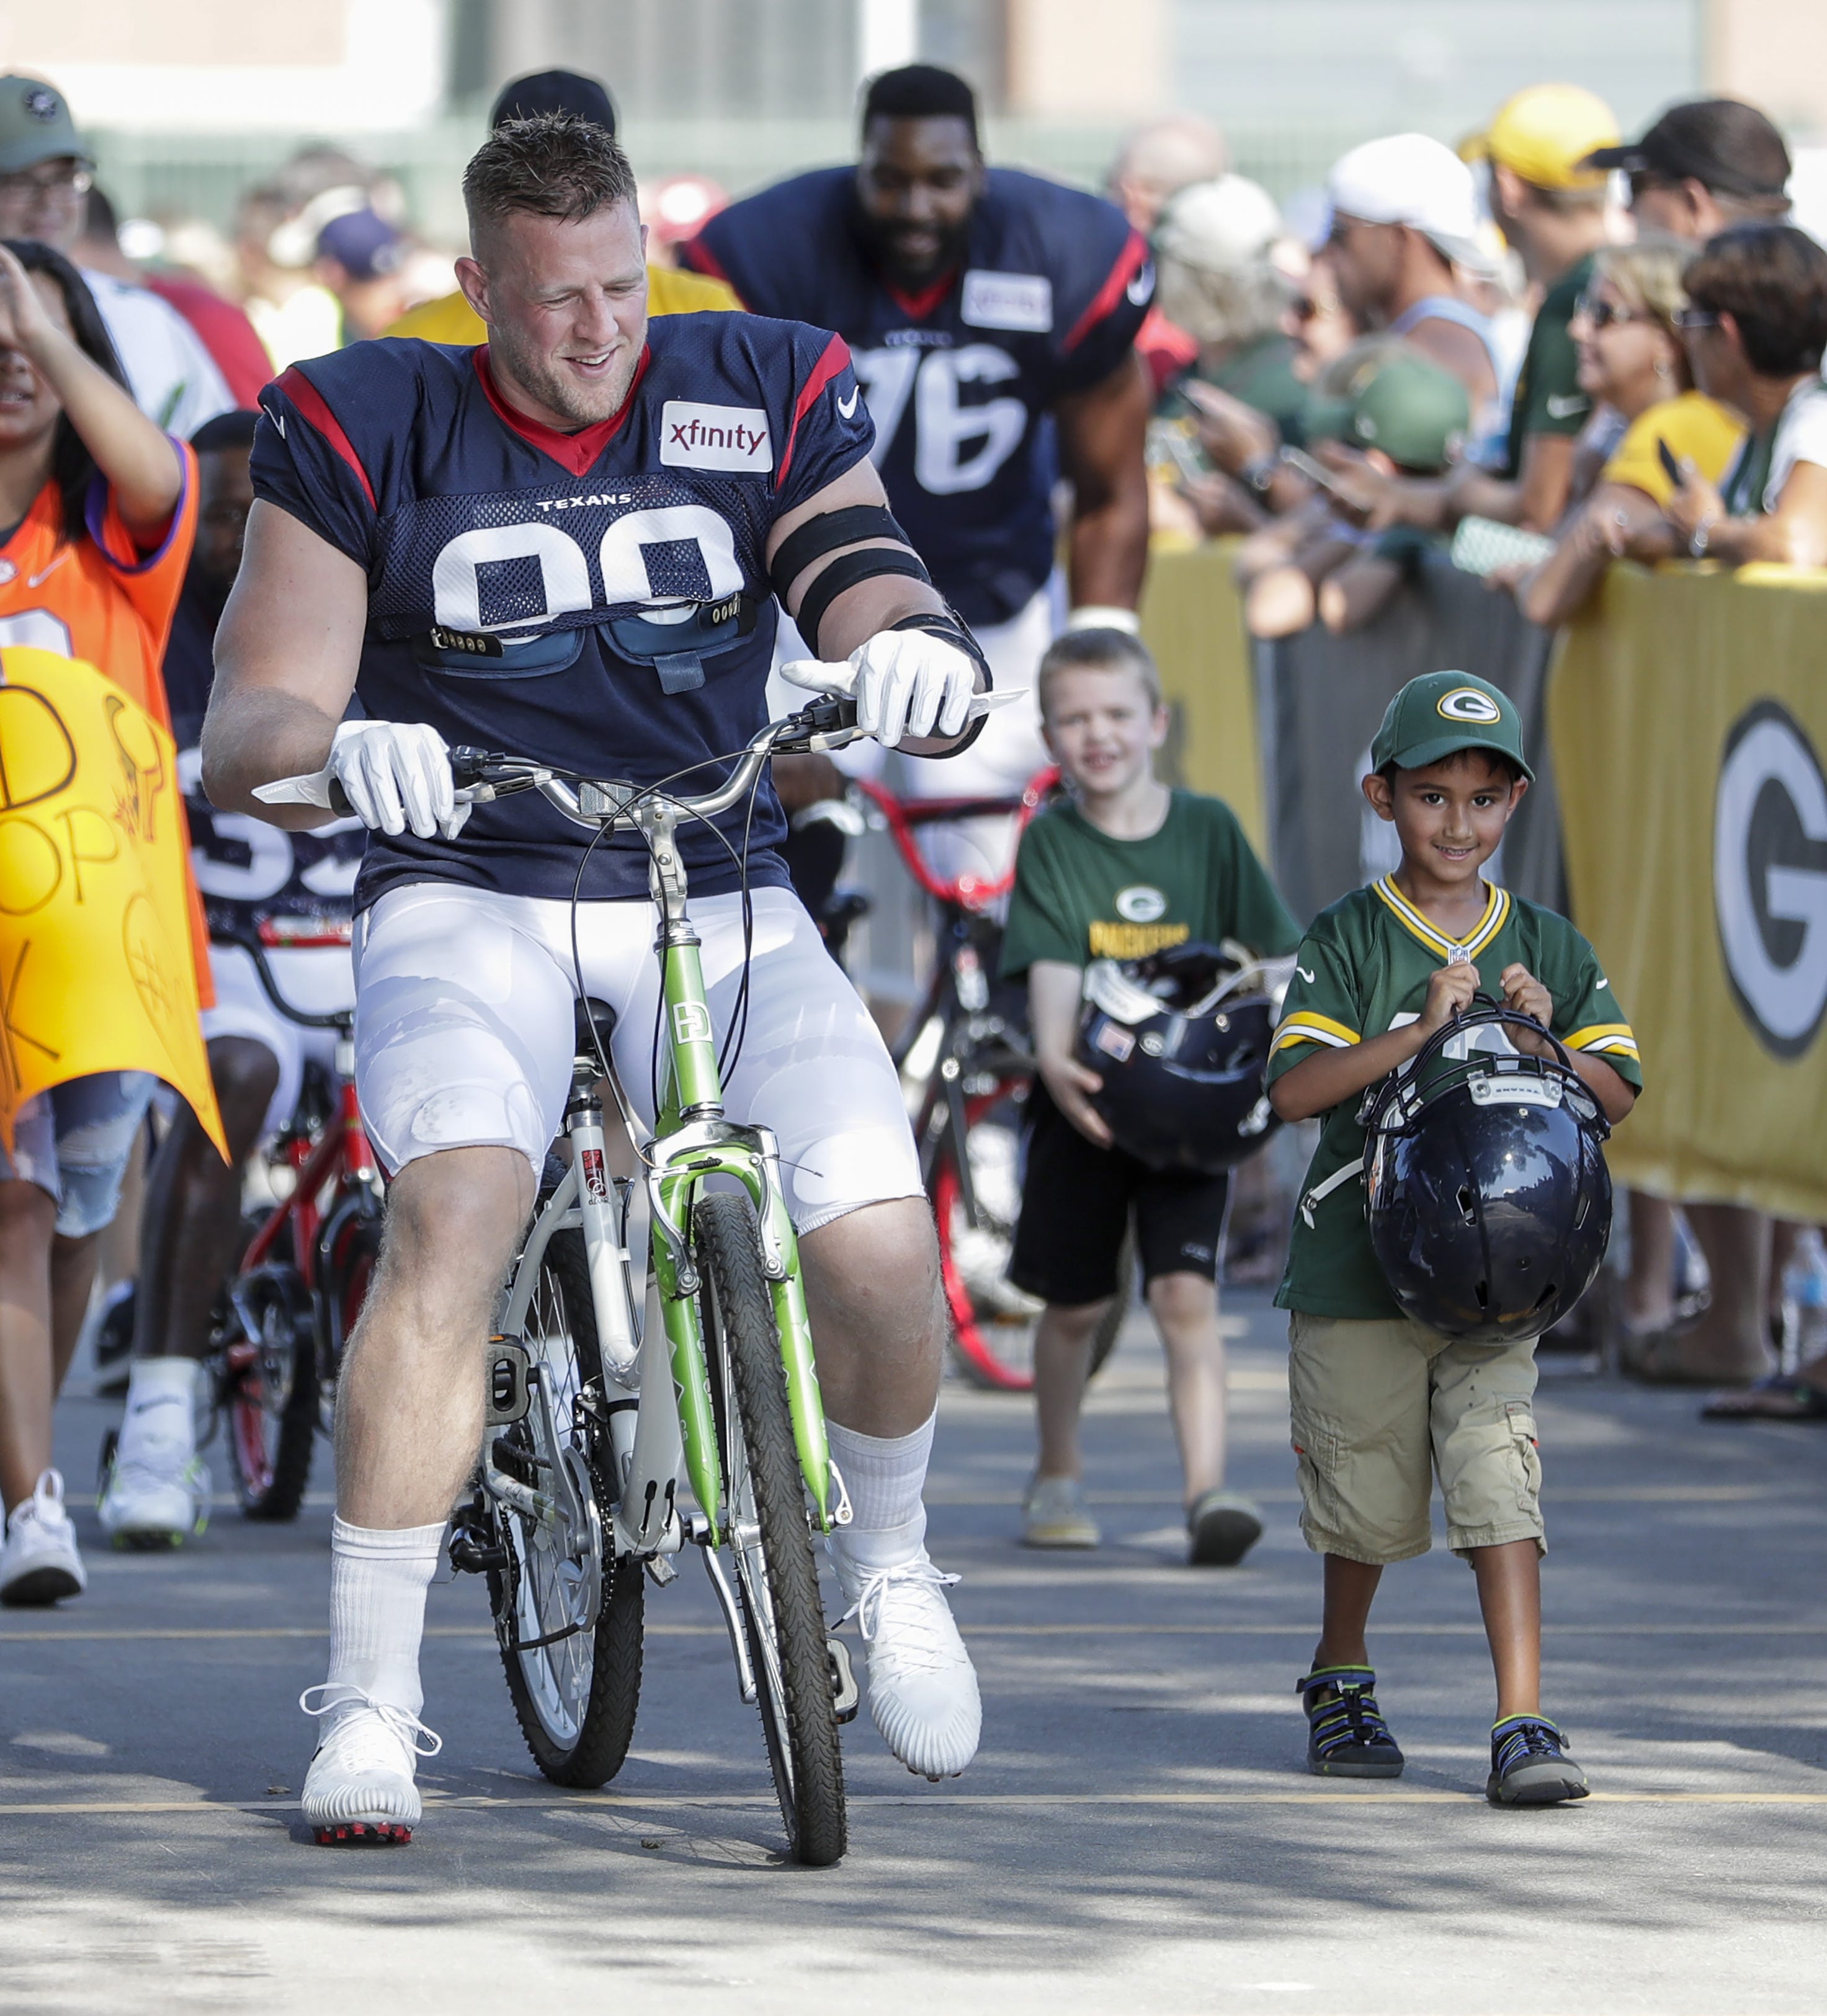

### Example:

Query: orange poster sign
xmin=0 ymin=646 xmax=225 ymax=1157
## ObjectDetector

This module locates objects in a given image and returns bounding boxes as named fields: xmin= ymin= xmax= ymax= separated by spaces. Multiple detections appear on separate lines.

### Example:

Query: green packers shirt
xmin=1502 ymin=251 xmax=1595 ymax=479
xmin=999 ymin=790 xmax=1300 ymax=979
xmin=1267 ymin=876 xmax=1642 ymax=1319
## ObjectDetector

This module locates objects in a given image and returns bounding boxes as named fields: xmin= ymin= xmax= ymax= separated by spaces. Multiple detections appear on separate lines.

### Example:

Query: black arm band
xmin=888 ymin=609 xmax=995 ymax=757
xmin=795 ymin=548 xmax=932 ymax=657
xmin=767 ymin=504 xmax=913 ymax=602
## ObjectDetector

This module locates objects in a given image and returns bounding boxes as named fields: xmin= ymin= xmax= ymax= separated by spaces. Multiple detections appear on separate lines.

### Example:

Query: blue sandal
xmin=1298 ymin=1666 xmax=1404 ymax=1778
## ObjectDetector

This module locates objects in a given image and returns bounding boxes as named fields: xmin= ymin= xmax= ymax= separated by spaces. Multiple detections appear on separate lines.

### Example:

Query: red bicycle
xmin=859 ymin=772 xmax=1128 ymax=1391
xmin=210 ymin=919 xmax=385 ymax=1519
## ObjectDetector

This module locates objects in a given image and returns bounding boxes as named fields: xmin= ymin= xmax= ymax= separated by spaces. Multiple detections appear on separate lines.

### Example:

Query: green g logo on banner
xmin=1715 ymin=699 xmax=1827 ymax=1059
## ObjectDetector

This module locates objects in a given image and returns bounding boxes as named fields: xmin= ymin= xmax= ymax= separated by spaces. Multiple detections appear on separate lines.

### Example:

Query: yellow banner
xmin=0 ymin=647 xmax=226 ymax=1159
xmin=1550 ymin=563 xmax=1827 ymax=1220
xmin=1140 ymin=538 xmax=1267 ymax=854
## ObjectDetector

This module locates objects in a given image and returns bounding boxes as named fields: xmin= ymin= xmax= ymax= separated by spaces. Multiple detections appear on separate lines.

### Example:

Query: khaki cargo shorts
xmin=1286 ymin=1311 xmax=1545 ymax=1566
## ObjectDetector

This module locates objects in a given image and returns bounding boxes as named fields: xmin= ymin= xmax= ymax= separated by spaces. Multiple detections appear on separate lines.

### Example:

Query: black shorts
xmin=1007 ymin=1084 xmax=1231 ymax=1307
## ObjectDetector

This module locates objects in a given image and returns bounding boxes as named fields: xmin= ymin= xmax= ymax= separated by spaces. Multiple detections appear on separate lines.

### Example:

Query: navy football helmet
xmin=1361 ymin=997 xmax=1613 ymax=1344
xmin=1076 ymin=941 xmax=1291 ymax=1175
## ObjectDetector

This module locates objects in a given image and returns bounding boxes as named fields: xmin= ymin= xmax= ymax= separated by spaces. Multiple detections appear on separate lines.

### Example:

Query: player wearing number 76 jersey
xmin=682 ymin=63 xmax=1155 ymax=859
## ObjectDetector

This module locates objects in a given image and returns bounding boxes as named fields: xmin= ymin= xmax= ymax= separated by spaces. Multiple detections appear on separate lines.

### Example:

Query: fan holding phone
xmin=1504 ymin=238 xmax=1743 ymax=628
xmin=1229 ymin=345 xmax=1474 ymax=638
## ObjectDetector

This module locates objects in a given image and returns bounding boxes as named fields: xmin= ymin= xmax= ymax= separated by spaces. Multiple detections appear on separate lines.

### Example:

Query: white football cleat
xmin=831 ymin=1545 xmax=981 ymax=1780
xmin=98 ymin=1452 xmax=210 ymax=1548
xmin=300 ymin=1685 xmax=442 ymax=1845
xmin=0 ymin=1470 xmax=87 ymax=1607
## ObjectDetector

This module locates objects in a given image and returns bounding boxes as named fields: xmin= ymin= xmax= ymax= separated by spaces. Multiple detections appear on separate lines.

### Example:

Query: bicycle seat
xmin=574 ymin=995 xmax=619 ymax=1064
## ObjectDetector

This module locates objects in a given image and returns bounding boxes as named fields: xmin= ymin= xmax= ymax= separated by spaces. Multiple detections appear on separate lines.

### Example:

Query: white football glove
xmin=846 ymin=629 xmax=980 ymax=748
xmin=328 ymin=720 xmax=469 ymax=841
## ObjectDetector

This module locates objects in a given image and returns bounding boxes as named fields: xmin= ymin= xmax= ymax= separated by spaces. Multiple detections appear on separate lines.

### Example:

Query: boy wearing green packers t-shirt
xmin=1267 ymin=669 xmax=1639 ymax=1806
xmin=999 ymin=630 xmax=1300 ymax=1566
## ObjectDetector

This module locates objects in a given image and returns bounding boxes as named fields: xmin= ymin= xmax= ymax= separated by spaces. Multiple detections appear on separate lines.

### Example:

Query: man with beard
xmin=97 ymin=409 xmax=364 ymax=1547
xmin=682 ymin=64 xmax=1153 ymax=867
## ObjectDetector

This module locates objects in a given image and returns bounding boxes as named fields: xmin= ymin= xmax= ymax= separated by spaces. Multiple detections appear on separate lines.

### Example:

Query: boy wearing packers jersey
xmin=1267 ymin=669 xmax=1638 ymax=1805
xmin=1000 ymin=630 xmax=1300 ymax=1565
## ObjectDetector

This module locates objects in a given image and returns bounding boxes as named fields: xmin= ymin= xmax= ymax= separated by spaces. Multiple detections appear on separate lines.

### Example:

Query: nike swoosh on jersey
xmin=1297 ymin=965 xmax=1316 ymax=984
xmin=837 ymin=386 xmax=860 ymax=419
xmin=25 ymin=554 xmax=67 ymax=588
xmin=1545 ymin=393 xmax=1587 ymax=419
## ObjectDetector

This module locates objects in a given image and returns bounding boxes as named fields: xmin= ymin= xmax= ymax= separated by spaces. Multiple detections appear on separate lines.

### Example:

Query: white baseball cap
xmin=1325 ymin=133 xmax=1484 ymax=268
xmin=1153 ymin=173 xmax=1282 ymax=275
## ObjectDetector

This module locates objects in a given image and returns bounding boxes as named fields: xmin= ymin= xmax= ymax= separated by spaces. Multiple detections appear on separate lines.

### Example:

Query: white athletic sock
xmin=827 ymin=1412 xmax=936 ymax=1569
xmin=116 ymin=1358 xmax=200 ymax=1466
xmin=324 ymin=1517 xmax=446 ymax=1724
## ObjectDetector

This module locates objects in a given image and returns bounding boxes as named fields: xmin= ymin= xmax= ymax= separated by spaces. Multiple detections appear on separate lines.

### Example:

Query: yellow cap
xmin=1476 ymin=83 xmax=1619 ymax=191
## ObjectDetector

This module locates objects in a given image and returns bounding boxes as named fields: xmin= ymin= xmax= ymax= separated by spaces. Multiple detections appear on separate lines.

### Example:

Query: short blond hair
xmin=1036 ymin=628 xmax=1163 ymax=721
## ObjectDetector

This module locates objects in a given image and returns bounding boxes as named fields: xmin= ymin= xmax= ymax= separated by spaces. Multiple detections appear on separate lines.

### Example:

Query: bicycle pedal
xmin=483 ymin=1338 xmax=531 ymax=1425
xmin=447 ymin=1527 xmax=508 ymax=1574
xmin=828 ymin=1636 xmax=860 ymax=1723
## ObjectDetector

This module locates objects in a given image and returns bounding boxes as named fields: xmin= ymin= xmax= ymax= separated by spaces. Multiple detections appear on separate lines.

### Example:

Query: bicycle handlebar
xmin=855 ymin=769 xmax=1058 ymax=911
xmin=213 ymin=921 xmax=355 ymax=1032
xmin=449 ymin=693 xmax=866 ymax=832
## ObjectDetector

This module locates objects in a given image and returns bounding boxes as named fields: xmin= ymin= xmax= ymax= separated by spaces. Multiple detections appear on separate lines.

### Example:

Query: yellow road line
xmin=3 ymin=1791 xmax=1825 ymax=1818
xmin=4 ymin=1620 xmax=1823 ymax=1643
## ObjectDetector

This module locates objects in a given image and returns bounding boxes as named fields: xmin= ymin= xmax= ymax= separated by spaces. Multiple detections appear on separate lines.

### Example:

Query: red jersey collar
xmin=473 ymin=344 xmax=651 ymax=476
xmin=885 ymin=271 xmax=957 ymax=321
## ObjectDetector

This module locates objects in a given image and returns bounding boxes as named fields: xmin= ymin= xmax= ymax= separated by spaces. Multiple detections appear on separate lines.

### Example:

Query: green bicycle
xmin=443 ymin=692 xmax=868 ymax=1866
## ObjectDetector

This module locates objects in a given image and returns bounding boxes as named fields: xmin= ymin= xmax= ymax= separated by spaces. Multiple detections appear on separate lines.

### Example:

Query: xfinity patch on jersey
xmin=659 ymin=402 xmax=774 ymax=472
xmin=960 ymin=270 xmax=1053 ymax=334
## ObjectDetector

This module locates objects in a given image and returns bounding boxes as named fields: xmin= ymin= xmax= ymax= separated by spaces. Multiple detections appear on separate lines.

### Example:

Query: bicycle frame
xmin=239 ymin=1071 xmax=378 ymax=1285
xmin=495 ymin=791 xmax=836 ymax=1567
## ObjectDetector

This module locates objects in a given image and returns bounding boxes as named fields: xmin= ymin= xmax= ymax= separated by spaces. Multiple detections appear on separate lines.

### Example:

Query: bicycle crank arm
xmin=691 ymin=1516 xmax=757 ymax=1705
xmin=828 ymin=1636 xmax=860 ymax=1723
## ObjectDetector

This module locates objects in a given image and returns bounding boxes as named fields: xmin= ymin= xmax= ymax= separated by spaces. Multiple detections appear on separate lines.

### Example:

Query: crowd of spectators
xmin=1124 ymin=84 xmax=1827 ymax=1416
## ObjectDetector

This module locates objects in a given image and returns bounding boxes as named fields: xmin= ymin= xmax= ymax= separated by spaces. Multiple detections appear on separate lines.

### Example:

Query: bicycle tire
xmin=931 ymin=1081 xmax=1130 ymax=1391
xmin=695 ymin=1193 xmax=847 ymax=1867
xmin=224 ymin=1216 xmax=319 ymax=1522
xmin=490 ymin=1223 xmax=644 ymax=1788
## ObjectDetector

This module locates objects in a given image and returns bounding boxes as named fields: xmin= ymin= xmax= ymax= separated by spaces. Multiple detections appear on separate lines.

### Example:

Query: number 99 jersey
xmin=682 ymin=167 xmax=1152 ymax=630
xmin=249 ymin=313 xmax=874 ymax=910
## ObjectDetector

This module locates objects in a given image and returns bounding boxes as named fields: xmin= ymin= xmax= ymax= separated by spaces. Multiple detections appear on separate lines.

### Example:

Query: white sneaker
xmin=300 ymin=1685 xmax=442 ymax=1845
xmin=1022 ymin=1475 xmax=1101 ymax=1550
xmin=98 ymin=1451 xmax=211 ymax=1548
xmin=0 ymin=1470 xmax=87 ymax=1607
xmin=831 ymin=1545 xmax=981 ymax=1780
xmin=101 ymin=1360 xmax=210 ymax=1549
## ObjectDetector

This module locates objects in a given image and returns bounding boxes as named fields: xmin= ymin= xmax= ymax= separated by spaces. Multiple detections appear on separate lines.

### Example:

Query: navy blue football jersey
xmin=249 ymin=313 xmax=872 ymax=908
xmin=684 ymin=167 xmax=1152 ymax=627
xmin=164 ymin=572 xmax=364 ymax=935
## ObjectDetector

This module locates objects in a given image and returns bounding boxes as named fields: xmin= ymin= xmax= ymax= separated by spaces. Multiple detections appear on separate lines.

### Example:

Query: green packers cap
xmin=1345 ymin=352 xmax=1468 ymax=474
xmin=1370 ymin=669 xmax=1534 ymax=780
xmin=0 ymin=77 xmax=89 ymax=174
xmin=1302 ymin=350 xmax=1469 ymax=475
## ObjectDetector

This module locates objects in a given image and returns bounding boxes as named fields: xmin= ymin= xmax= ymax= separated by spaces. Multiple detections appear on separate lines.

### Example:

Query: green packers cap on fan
xmin=0 ymin=78 xmax=90 ymax=174
xmin=1370 ymin=670 xmax=1534 ymax=780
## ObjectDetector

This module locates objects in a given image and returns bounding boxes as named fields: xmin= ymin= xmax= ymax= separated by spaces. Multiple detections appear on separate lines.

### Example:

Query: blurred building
xmin=3 ymin=0 xmax=1820 ymax=242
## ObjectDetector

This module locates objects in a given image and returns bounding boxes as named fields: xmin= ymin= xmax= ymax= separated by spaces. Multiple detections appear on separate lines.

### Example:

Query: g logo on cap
xmin=1437 ymin=687 xmax=1503 ymax=725
xmin=22 ymin=87 xmax=59 ymax=121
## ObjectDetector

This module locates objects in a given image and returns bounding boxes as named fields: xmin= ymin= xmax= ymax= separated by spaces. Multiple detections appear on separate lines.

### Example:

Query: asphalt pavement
xmin=3 ymin=1290 xmax=1824 ymax=2015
